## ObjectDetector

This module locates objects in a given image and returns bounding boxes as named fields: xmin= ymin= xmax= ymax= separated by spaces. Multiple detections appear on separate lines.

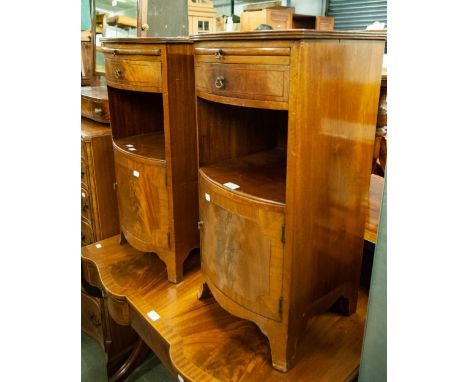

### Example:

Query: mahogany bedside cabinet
xmin=193 ymin=30 xmax=386 ymax=371
xmin=101 ymin=38 xmax=198 ymax=283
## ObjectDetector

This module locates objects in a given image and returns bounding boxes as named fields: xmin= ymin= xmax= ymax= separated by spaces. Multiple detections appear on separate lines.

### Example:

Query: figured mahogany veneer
xmin=102 ymin=38 xmax=198 ymax=283
xmin=193 ymin=30 xmax=386 ymax=371
xmin=81 ymin=236 xmax=369 ymax=382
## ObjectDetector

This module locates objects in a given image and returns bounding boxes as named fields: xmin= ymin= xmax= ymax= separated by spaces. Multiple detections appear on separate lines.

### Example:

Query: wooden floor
xmin=82 ymin=237 xmax=368 ymax=382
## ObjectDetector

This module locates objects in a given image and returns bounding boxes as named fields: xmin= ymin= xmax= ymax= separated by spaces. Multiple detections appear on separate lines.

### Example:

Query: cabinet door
xmin=114 ymin=151 xmax=169 ymax=252
xmin=200 ymin=178 xmax=284 ymax=321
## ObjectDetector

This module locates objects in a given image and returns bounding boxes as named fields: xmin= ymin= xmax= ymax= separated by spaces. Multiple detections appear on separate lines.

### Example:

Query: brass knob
xmin=197 ymin=221 xmax=204 ymax=230
xmin=112 ymin=49 xmax=117 ymax=56
xmin=115 ymin=68 xmax=122 ymax=79
xmin=141 ymin=23 xmax=149 ymax=31
xmin=214 ymin=76 xmax=224 ymax=89
xmin=94 ymin=107 xmax=102 ymax=115
xmin=214 ymin=49 xmax=223 ymax=59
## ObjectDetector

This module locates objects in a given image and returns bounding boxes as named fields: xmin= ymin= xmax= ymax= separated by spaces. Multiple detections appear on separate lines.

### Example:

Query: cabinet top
xmin=101 ymin=37 xmax=192 ymax=44
xmin=190 ymin=29 xmax=386 ymax=42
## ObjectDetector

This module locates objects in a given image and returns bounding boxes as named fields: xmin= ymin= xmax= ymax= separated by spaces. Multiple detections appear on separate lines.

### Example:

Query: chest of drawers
xmin=81 ymin=117 xmax=119 ymax=246
xmin=193 ymin=30 xmax=386 ymax=371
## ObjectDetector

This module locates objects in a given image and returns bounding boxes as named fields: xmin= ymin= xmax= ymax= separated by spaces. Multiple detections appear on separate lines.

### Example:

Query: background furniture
xmin=101 ymin=38 xmax=198 ymax=283
xmin=188 ymin=0 xmax=218 ymax=35
xmin=81 ymin=116 xmax=119 ymax=246
xmin=81 ymin=87 xmax=147 ymax=381
xmin=373 ymin=70 xmax=387 ymax=176
xmin=240 ymin=6 xmax=334 ymax=31
xmin=193 ymin=30 xmax=385 ymax=371
xmin=81 ymin=86 xmax=111 ymax=123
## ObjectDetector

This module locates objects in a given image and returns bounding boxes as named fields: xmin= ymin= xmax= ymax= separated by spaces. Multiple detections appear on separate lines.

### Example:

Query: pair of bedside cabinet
xmin=97 ymin=30 xmax=385 ymax=372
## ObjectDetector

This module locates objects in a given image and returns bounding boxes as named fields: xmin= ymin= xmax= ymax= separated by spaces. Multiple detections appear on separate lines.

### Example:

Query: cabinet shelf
xmin=113 ymin=132 xmax=166 ymax=163
xmin=199 ymin=148 xmax=286 ymax=207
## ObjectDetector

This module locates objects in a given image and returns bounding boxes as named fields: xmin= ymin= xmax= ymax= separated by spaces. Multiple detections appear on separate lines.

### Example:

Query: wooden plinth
xmin=82 ymin=235 xmax=369 ymax=381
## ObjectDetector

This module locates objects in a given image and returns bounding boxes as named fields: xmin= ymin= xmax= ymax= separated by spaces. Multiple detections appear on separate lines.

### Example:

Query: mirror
xmin=92 ymin=0 xmax=139 ymax=76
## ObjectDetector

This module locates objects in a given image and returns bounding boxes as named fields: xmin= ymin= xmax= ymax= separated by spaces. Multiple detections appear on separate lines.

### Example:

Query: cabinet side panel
xmin=165 ymin=44 xmax=199 ymax=256
xmin=91 ymin=135 xmax=120 ymax=240
xmin=286 ymin=40 xmax=384 ymax=321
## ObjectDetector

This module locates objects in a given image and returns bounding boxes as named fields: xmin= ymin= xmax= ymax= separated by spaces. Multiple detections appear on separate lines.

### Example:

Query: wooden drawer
xmin=199 ymin=174 xmax=285 ymax=321
xmin=81 ymin=187 xmax=92 ymax=221
xmin=106 ymin=293 xmax=130 ymax=326
xmin=81 ymin=291 xmax=105 ymax=349
xmin=103 ymin=45 xmax=163 ymax=93
xmin=81 ymin=97 xmax=110 ymax=123
xmin=195 ymin=46 xmax=290 ymax=109
xmin=82 ymin=219 xmax=95 ymax=246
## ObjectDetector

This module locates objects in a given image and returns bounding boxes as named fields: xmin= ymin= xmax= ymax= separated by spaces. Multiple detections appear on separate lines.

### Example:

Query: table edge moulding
xmin=101 ymin=37 xmax=198 ymax=283
xmin=192 ymin=30 xmax=386 ymax=372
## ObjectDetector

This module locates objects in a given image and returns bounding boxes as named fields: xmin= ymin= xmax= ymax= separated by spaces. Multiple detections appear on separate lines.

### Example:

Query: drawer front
xmin=81 ymin=187 xmax=92 ymax=221
xmin=81 ymin=97 xmax=110 ymax=123
xmin=104 ymin=57 xmax=162 ymax=93
xmin=82 ymin=219 xmax=95 ymax=246
xmin=196 ymin=62 xmax=289 ymax=105
xmin=114 ymin=148 xmax=170 ymax=253
xmin=81 ymin=291 xmax=105 ymax=349
xmin=106 ymin=294 xmax=130 ymax=326
xmin=199 ymin=176 xmax=284 ymax=321
xmin=195 ymin=45 xmax=290 ymax=108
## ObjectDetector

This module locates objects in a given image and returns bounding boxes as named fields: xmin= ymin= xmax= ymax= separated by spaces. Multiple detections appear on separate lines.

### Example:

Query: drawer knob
xmin=114 ymin=68 xmax=122 ymax=79
xmin=94 ymin=107 xmax=102 ymax=115
xmin=215 ymin=76 xmax=225 ymax=89
xmin=214 ymin=49 xmax=223 ymax=59
xmin=197 ymin=221 xmax=204 ymax=230
xmin=141 ymin=23 xmax=149 ymax=31
xmin=82 ymin=203 xmax=89 ymax=211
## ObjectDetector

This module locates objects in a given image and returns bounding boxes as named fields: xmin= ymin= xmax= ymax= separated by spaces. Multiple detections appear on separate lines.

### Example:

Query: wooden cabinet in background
xmin=101 ymin=38 xmax=199 ymax=283
xmin=240 ymin=7 xmax=334 ymax=32
xmin=81 ymin=86 xmax=111 ymax=123
xmin=81 ymin=117 xmax=119 ymax=246
xmin=193 ymin=30 xmax=386 ymax=372
xmin=81 ymin=262 xmax=147 ymax=380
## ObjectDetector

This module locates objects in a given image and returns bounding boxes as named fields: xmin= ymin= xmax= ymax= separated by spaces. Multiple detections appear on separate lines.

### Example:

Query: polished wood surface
xmin=194 ymin=41 xmax=292 ymax=110
xmin=103 ymin=40 xmax=199 ymax=283
xmin=365 ymin=175 xmax=384 ymax=244
xmin=114 ymin=132 xmax=166 ymax=162
xmin=105 ymin=53 xmax=162 ymax=93
xmin=113 ymin=146 xmax=170 ymax=254
xmin=81 ymin=117 xmax=119 ymax=246
xmin=194 ymin=32 xmax=385 ymax=371
xmin=199 ymin=174 xmax=285 ymax=322
xmin=200 ymin=148 xmax=286 ymax=207
xmin=81 ymin=86 xmax=111 ymax=123
xmin=82 ymin=235 xmax=369 ymax=382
